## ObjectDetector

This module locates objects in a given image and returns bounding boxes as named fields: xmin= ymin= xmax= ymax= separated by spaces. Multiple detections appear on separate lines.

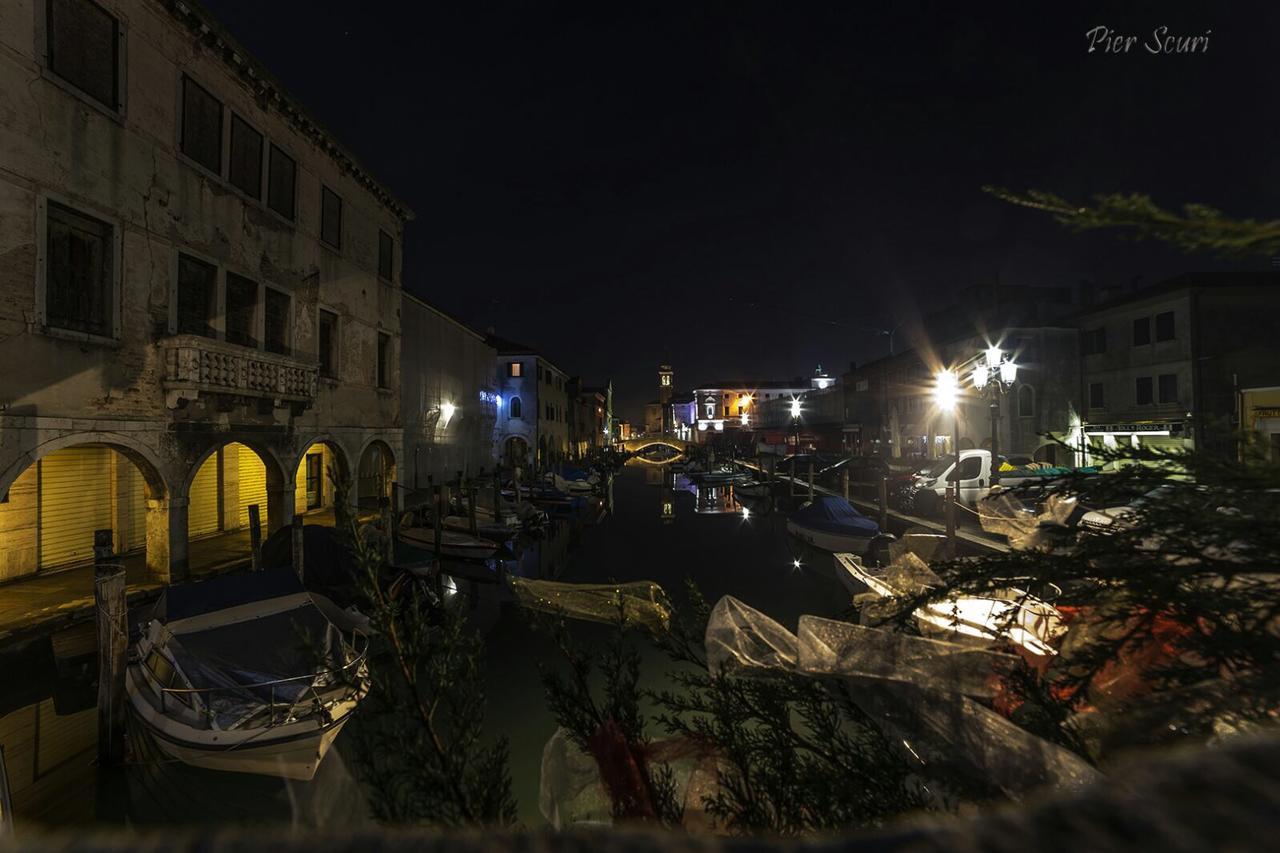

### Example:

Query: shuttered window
xmin=47 ymin=0 xmax=120 ymax=111
xmin=264 ymin=288 xmax=290 ymax=355
xmin=181 ymin=75 xmax=223 ymax=175
xmin=225 ymin=273 xmax=258 ymax=348
xmin=321 ymin=186 xmax=342 ymax=249
xmin=267 ymin=144 xmax=296 ymax=220
xmin=176 ymin=253 xmax=216 ymax=338
xmin=228 ymin=114 xmax=263 ymax=198
xmin=45 ymin=201 xmax=114 ymax=337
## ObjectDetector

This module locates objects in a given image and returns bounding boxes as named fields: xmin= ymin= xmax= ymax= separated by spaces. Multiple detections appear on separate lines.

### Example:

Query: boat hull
xmin=787 ymin=520 xmax=875 ymax=555
xmin=125 ymin=666 xmax=359 ymax=781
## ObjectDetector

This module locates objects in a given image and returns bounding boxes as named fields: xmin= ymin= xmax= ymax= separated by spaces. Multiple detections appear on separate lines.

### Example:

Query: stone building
xmin=0 ymin=0 xmax=410 ymax=583
xmin=401 ymin=294 xmax=498 ymax=488
xmin=489 ymin=335 xmax=569 ymax=470
xmin=567 ymin=380 xmax=608 ymax=460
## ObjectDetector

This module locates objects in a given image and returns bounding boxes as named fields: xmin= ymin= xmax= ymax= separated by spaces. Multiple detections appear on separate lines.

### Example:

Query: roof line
xmin=402 ymin=292 xmax=486 ymax=342
xmin=167 ymin=0 xmax=415 ymax=221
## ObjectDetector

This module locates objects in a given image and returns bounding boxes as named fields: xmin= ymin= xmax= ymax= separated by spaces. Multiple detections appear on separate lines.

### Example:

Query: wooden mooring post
xmin=842 ymin=468 xmax=850 ymax=501
xmin=468 ymin=482 xmax=479 ymax=535
xmin=493 ymin=465 xmax=502 ymax=517
xmin=247 ymin=504 xmax=263 ymax=570
xmin=807 ymin=458 xmax=815 ymax=500
xmin=878 ymin=477 xmax=889 ymax=530
xmin=433 ymin=485 xmax=444 ymax=557
xmin=291 ymin=514 xmax=305 ymax=579
xmin=93 ymin=529 xmax=126 ymax=766
xmin=379 ymin=496 xmax=394 ymax=565
xmin=945 ymin=483 xmax=957 ymax=559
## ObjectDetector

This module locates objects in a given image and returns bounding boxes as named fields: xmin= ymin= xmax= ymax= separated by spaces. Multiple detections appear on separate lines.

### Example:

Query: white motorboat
xmin=399 ymin=525 xmax=499 ymax=559
xmin=786 ymin=496 xmax=881 ymax=555
xmin=442 ymin=514 xmax=518 ymax=542
xmin=126 ymin=569 xmax=369 ymax=781
xmin=547 ymin=473 xmax=595 ymax=495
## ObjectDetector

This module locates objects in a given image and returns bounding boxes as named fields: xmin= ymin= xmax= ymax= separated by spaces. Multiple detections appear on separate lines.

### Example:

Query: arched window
xmin=509 ymin=396 xmax=522 ymax=419
xmin=1018 ymin=385 xmax=1035 ymax=417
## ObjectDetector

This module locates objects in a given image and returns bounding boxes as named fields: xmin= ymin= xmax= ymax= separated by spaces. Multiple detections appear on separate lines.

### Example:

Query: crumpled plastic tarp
xmin=510 ymin=577 xmax=672 ymax=633
xmin=978 ymin=489 xmax=1081 ymax=551
xmin=703 ymin=596 xmax=1100 ymax=797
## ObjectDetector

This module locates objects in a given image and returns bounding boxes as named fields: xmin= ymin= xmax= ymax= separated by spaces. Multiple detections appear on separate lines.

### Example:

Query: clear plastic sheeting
xmin=704 ymin=595 xmax=798 ymax=674
xmin=699 ymin=594 xmax=1099 ymax=796
xmin=888 ymin=532 xmax=948 ymax=565
xmin=796 ymin=615 xmax=1018 ymax=699
xmin=540 ymin=727 xmax=612 ymax=829
xmin=509 ymin=577 xmax=673 ymax=633
xmin=978 ymin=489 xmax=1081 ymax=551
xmin=834 ymin=553 xmax=1063 ymax=658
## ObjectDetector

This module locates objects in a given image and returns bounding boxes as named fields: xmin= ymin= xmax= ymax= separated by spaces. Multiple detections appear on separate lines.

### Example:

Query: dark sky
xmin=202 ymin=0 xmax=1278 ymax=422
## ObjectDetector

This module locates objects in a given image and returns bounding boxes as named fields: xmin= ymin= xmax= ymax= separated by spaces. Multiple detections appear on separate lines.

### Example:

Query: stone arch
xmin=959 ymin=436 xmax=976 ymax=451
xmin=504 ymin=436 xmax=530 ymax=467
xmin=182 ymin=438 xmax=290 ymax=537
xmin=509 ymin=395 xmax=523 ymax=419
xmin=356 ymin=438 xmax=397 ymax=511
xmin=292 ymin=435 xmax=353 ymax=520
xmin=1033 ymin=443 xmax=1059 ymax=465
xmin=0 ymin=431 xmax=172 ymax=582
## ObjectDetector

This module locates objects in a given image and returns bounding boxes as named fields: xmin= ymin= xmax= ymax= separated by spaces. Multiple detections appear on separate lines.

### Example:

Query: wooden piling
xmin=842 ymin=468 xmax=850 ymax=501
xmin=292 ymin=514 xmax=305 ymax=579
xmin=94 ymin=530 xmax=126 ymax=766
xmin=493 ymin=465 xmax=502 ymax=517
xmin=945 ymin=483 xmax=957 ymax=559
xmin=247 ymin=504 xmax=263 ymax=570
xmin=468 ymin=482 xmax=478 ymax=535
xmin=379 ymin=497 xmax=394 ymax=565
xmin=807 ymin=458 xmax=815 ymax=500
xmin=878 ymin=477 xmax=889 ymax=530
xmin=433 ymin=485 xmax=444 ymax=557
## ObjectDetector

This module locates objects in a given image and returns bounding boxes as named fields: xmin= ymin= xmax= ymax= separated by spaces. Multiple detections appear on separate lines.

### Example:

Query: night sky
xmin=201 ymin=0 xmax=1278 ymax=422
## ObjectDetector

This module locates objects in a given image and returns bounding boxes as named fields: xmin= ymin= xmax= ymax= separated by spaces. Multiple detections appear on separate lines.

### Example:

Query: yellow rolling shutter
xmin=116 ymin=453 xmax=148 ymax=553
xmin=236 ymin=443 xmax=268 ymax=530
xmin=39 ymin=447 xmax=112 ymax=568
xmin=188 ymin=454 xmax=221 ymax=539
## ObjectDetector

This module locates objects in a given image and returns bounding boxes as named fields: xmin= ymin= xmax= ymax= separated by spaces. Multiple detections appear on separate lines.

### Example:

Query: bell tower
xmin=658 ymin=364 xmax=673 ymax=434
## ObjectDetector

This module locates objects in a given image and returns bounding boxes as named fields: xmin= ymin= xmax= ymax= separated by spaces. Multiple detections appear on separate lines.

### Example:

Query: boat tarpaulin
xmin=160 ymin=568 xmax=306 ymax=622
xmin=166 ymin=601 xmax=338 ymax=730
xmin=790 ymin=495 xmax=879 ymax=536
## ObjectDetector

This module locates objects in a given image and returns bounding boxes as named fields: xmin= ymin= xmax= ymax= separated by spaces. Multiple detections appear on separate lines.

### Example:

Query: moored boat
xmin=125 ymin=569 xmax=369 ymax=781
xmin=398 ymin=525 xmax=500 ymax=559
xmin=786 ymin=495 xmax=881 ymax=555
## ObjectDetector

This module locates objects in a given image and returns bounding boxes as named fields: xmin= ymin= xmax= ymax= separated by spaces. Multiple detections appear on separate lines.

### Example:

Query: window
xmin=1155 ymin=311 xmax=1175 ymax=342
xmin=509 ymin=396 xmax=522 ymax=418
xmin=264 ymin=288 xmax=290 ymax=355
xmin=47 ymin=0 xmax=120 ymax=111
xmin=1089 ymin=382 xmax=1105 ymax=409
xmin=537 ymin=365 xmax=544 ymax=382
xmin=377 ymin=332 xmax=390 ymax=388
xmin=318 ymin=309 xmax=338 ymax=378
xmin=321 ymin=185 xmax=342 ymax=249
xmin=1083 ymin=327 xmax=1107 ymax=355
xmin=45 ymin=201 xmax=114 ymax=337
xmin=267 ymin=144 xmax=296 ymax=220
xmin=1017 ymin=385 xmax=1035 ymax=417
xmin=723 ymin=406 xmax=730 ymax=417
xmin=378 ymin=230 xmax=394 ymax=280
xmin=228 ymin=114 xmax=263 ymax=198
xmin=181 ymin=75 xmax=222 ymax=174
xmin=1158 ymin=373 xmax=1178 ymax=404
xmin=1133 ymin=317 xmax=1151 ymax=346
xmin=508 ymin=361 xmax=523 ymax=378
xmin=176 ymin=253 xmax=216 ymax=338
xmin=949 ymin=456 xmax=982 ymax=482
xmin=1136 ymin=376 xmax=1153 ymax=405
xmin=225 ymin=273 xmax=258 ymax=348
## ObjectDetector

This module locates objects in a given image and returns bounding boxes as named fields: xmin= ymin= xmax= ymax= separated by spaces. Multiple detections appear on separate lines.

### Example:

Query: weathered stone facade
xmin=0 ymin=0 xmax=410 ymax=581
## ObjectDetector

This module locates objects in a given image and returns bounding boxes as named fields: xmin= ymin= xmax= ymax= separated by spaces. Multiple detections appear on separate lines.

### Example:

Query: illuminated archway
xmin=184 ymin=441 xmax=288 ymax=538
xmin=0 ymin=434 xmax=170 ymax=580
xmin=292 ymin=438 xmax=351 ymax=522
xmin=357 ymin=440 xmax=396 ymax=511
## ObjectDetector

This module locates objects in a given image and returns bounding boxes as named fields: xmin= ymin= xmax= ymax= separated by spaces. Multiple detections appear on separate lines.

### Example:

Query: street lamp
xmin=969 ymin=345 xmax=1018 ymax=486
xmin=789 ymin=398 xmax=802 ymax=454
xmin=933 ymin=369 xmax=960 ymax=473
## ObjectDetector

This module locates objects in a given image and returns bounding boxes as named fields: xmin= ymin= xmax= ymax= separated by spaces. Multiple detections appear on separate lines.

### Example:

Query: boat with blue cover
xmin=786 ymin=495 xmax=881 ymax=555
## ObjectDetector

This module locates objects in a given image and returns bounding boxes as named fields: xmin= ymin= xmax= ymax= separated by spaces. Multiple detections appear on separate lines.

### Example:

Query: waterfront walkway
xmin=0 ymin=509 xmax=340 ymax=643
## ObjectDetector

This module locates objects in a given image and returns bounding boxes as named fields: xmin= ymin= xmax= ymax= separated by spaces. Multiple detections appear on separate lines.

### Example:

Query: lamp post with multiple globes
xmin=969 ymin=345 xmax=1018 ymax=487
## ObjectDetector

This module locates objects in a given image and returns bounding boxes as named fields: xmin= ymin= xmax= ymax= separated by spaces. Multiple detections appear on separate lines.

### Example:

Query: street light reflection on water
xmin=0 ymin=462 xmax=848 ymax=831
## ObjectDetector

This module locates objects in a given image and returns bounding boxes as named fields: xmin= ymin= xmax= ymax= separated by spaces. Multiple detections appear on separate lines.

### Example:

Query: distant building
xmin=401 ymin=295 xmax=497 ymax=488
xmin=568 ymin=379 xmax=609 ymax=459
xmin=1074 ymin=273 xmax=1280 ymax=462
xmin=490 ymin=335 xmax=570 ymax=469
xmin=692 ymin=370 xmax=828 ymax=447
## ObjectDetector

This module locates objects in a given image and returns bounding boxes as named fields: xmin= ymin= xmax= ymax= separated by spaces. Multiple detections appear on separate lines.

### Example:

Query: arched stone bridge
xmin=619 ymin=435 xmax=692 ymax=456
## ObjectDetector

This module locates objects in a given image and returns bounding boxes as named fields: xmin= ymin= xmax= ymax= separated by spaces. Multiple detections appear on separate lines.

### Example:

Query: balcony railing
xmin=161 ymin=334 xmax=317 ymax=408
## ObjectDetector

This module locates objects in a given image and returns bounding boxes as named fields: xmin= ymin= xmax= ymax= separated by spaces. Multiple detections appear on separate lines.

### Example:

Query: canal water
xmin=0 ymin=462 xmax=850 ymax=830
